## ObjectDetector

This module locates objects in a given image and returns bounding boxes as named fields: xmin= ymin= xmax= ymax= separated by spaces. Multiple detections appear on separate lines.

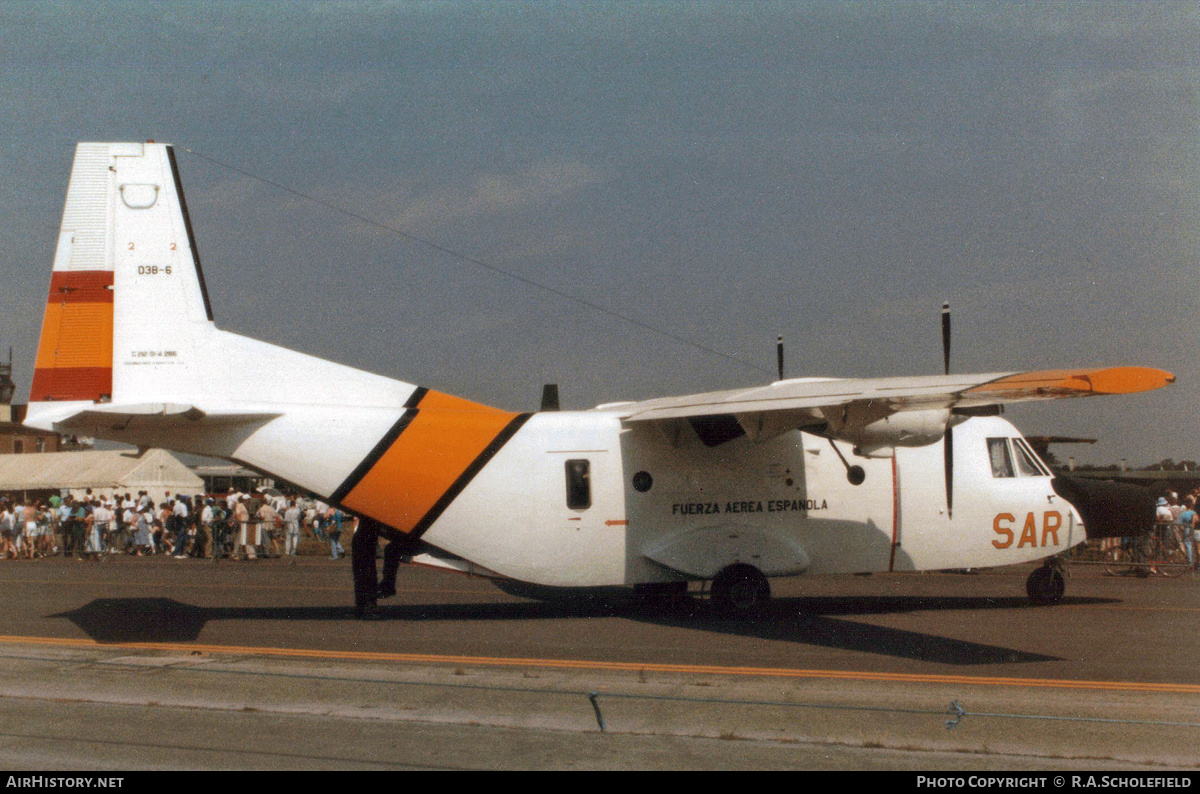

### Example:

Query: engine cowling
xmin=823 ymin=405 xmax=952 ymax=458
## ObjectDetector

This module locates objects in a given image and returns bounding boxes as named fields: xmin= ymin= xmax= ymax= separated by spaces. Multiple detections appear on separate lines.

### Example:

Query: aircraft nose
xmin=1051 ymin=475 xmax=1154 ymax=539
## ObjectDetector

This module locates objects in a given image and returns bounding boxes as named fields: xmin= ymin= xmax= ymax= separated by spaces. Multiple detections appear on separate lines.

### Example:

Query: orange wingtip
xmin=967 ymin=367 xmax=1175 ymax=397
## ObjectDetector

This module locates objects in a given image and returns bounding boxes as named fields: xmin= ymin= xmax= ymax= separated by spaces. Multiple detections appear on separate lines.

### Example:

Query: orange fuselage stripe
xmin=341 ymin=390 xmax=520 ymax=535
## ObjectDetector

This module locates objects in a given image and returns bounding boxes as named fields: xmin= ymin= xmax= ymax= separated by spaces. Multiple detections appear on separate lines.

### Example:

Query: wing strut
xmin=828 ymin=438 xmax=866 ymax=485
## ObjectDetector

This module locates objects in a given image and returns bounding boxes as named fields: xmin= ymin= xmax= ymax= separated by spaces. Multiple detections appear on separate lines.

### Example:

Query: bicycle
xmin=1102 ymin=524 xmax=1191 ymax=578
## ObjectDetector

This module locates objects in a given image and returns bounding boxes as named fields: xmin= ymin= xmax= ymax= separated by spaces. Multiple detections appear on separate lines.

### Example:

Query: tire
xmin=1157 ymin=544 xmax=1190 ymax=578
xmin=710 ymin=564 xmax=770 ymax=618
xmin=1026 ymin=565 xmax=1065 ymax=605
xmin=1103 ymin=548 xmax=1134 ymax=577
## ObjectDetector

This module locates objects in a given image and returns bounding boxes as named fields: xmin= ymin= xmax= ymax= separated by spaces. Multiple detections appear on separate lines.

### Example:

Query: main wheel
xmin=1026 ymin=565 xmax=1065 ymax=605
xmin=710 ymin=564 xmax=770 ymax=618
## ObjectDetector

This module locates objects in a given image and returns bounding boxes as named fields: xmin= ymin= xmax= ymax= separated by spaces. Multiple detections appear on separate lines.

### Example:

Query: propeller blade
xmin=942 ymin=302 xmax=952 ymax=516
xmin=941 ymin=301 xmax=951 ymax=376
xmin=776 ymin=335 xmax=784 ymax=381
xmin=944 ymin=424 xmax=954 ymax=518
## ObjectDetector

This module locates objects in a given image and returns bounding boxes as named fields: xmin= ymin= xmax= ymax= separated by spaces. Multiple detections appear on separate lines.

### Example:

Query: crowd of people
xmin=1156 ymin=489 xmax=1200 ymax=567
xmin=0 ymin=488 xmax=356 ymax=562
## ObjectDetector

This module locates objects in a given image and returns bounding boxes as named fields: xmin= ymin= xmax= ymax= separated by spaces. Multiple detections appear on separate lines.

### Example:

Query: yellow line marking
xmin=1 ymin=634 xmax=1198 ymax=694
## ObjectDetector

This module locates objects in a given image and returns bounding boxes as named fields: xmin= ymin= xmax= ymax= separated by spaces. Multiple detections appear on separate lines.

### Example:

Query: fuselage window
xmin=565 ymin=459 xmax=591 ymax=510
xmin=1012 ymin=437 xmax=1048 ymax=477
xmin=987 ymin=438 xmax=1014 ymax=478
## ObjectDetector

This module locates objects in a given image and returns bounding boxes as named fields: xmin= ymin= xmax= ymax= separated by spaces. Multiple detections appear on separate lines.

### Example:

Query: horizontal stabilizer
xmin=50 ymin=403 xmax=281 ymax=434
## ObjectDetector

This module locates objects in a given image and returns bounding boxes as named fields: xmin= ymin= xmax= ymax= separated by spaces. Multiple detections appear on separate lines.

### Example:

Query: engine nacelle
xmin=823 ymin=405 xmax=951 ymax=458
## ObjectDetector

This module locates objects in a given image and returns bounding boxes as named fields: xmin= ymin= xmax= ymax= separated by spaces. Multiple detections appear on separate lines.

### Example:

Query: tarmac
xmin=0 ymin=555 xmax=1195 ymax=770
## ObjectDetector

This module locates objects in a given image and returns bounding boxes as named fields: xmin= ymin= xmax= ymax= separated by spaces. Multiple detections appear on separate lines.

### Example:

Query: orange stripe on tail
xmin=30 ymin=270 xmax=113 ymax=402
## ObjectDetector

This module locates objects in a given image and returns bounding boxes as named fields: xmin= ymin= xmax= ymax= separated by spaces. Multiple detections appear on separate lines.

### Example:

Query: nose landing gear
xmin=1025 ymin=560 xmax=1066 ymax=605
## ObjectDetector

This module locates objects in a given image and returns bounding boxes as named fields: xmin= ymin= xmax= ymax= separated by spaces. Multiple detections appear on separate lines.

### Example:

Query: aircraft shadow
xmin=52 ymin=593 xmax=1110 ymax=665
xmin=634 ymin=595 xmax=1088 ymax=666
xmin=50 ymin=597 xmax=631 ymax=645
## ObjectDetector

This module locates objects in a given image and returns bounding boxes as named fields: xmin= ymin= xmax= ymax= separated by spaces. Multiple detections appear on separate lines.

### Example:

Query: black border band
xmin=407 ymin=412 xmax=533 ymax=539
xmin=166 ymin=145 xmax=215 ymax=322
xmin=328 ymin=387 xmax=428 ymax=504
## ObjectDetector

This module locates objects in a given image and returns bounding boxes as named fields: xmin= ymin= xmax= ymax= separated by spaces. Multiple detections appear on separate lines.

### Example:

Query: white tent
xmin=0 ymin=448 xmax=204 ymax=503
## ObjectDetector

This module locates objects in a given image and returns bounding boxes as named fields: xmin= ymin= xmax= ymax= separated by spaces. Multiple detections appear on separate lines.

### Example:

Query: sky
xmin=0 ymin=1 xmax=1195 ymax=467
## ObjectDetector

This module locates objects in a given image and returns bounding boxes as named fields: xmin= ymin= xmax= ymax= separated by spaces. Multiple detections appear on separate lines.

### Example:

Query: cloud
xmin=388 ymin=157 xmax=605 ymax=234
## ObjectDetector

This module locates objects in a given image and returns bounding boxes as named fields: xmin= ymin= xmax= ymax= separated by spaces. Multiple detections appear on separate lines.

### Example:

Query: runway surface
xmin=0 ymin=554 xmax=1196 ymax=770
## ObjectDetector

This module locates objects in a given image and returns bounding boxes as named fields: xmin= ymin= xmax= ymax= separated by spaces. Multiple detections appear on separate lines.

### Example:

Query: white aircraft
xmin=25 ymin=143 xmax=1174 ymax=617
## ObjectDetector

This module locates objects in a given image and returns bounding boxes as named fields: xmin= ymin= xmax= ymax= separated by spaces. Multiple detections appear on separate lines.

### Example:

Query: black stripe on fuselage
xmin=406 ymin=412 xmax=533 ymax=539
xmin=328 ymin=386 xmax=428 ymax=504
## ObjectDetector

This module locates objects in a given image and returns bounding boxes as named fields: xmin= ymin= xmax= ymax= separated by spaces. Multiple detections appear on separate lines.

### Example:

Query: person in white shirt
xmin=57 ymin=500 xmax=72 ymax=556
xmin=30 ymin=503 xmax=46 ymax=558
xmin=284 ymin=500 xmax=302 ymax=557
xmin=25 ymin=501 xmax=42 ymax=559
xmin=91 ymin=501 xmax=114 ymax=555
xmin=133 ymin=510 xmax=153 ymax=556
xmin=312 ymin=500 xmax=329 ymax=541
xmin=171 ymin=497 xmax=191 ymax=558
xmin=0 ymin=501 xmax=14 ymax=560
xmin=199 ymin=500 xmax=215 ymax=558
xmin=120 ymin=505 xmax=136 ymax=554
xmin=83 ymin=501 xmax=104 ymax=560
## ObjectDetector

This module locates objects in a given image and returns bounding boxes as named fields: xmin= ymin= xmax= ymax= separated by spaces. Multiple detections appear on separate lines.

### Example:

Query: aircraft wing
xmin=613 ymin=366 xmax=1174 ymax=423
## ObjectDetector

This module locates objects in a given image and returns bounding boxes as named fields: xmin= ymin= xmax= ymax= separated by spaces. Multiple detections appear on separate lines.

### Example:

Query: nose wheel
xmin=1025 ymin=561 xmax=1065 ymax=605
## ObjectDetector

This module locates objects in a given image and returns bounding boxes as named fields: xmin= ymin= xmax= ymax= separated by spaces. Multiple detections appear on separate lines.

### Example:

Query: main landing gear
xmin=709 ymin=564 xmax=771 ymax=618
xmin=1025 ymin=559 xmax=1066 ymax=606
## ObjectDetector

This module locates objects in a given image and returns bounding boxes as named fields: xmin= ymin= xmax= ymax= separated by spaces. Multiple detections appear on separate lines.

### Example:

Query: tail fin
xmin=30 ymin=142 xmax=214 ymax=408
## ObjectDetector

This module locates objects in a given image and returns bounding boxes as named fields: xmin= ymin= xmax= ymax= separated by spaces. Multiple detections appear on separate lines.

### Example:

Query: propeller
xmin=776 ymin=335 xmax=785 ymax=381
xmin=942 ymin=302 xmax=953 ymax=518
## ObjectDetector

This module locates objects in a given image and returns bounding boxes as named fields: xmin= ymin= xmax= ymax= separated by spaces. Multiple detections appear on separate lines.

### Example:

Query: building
xmin=0 ymin=404 xmax=74 ymax=454
xmin=0 ymin=353 xmax=87 ymax=455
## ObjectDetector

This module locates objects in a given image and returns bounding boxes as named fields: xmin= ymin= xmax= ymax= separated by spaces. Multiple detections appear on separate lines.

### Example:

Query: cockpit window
xmin=987 ymin=438 xmax=1015 ymax=478
xmin=1012 ymin=437 xmax=1049 ymax=477
xmin=988 ymin=437 xmax=1050 ymax=478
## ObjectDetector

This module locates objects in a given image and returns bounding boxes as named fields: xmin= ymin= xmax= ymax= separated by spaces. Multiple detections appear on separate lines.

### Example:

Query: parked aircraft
xmin=24 ymin=143 xmax=1173 ymax=616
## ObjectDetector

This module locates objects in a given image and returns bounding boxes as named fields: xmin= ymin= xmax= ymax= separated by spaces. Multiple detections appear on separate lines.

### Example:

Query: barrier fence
xmin=1066 ymin=523 xmax=1195 ymax=577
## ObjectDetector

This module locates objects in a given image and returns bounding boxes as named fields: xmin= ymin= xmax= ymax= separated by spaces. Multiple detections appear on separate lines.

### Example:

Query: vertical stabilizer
xmin=30 ymin=142 xmax=216 ymax=408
